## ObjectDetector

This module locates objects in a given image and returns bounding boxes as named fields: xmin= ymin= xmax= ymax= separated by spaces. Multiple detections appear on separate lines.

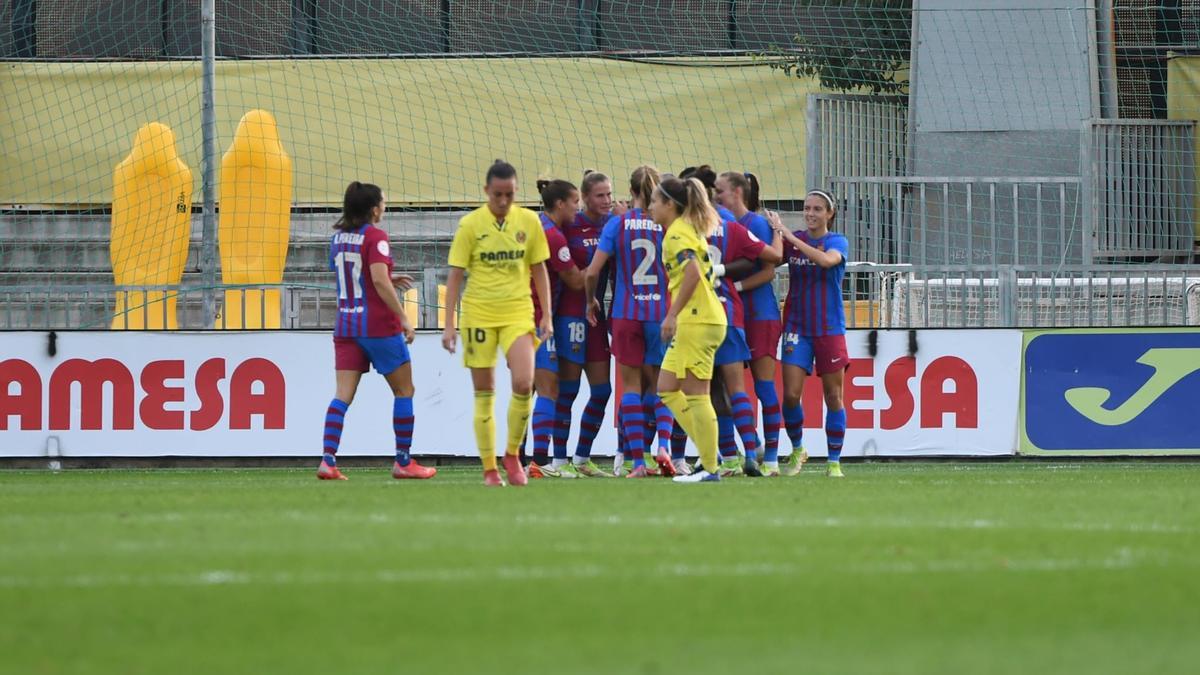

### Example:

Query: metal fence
xmin=8 ymin=262 xmax=1199 ymax=331
xmin=806 ymin=94 xmax=908 ymax=192
xmin=830 ymin=176 xmax=1085 ymax=268
xmin=839 ymin=263 xmax=1200 ymax=329
xmin=1083 ymin=119 xmax=1197 ymax=260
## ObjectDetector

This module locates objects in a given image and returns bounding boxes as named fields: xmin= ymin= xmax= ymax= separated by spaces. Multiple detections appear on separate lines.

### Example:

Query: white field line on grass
xmin=0 ymin=549 xmax=1179 ymax=590
xmin=1 ymin=508 xmax=1195 ymax=536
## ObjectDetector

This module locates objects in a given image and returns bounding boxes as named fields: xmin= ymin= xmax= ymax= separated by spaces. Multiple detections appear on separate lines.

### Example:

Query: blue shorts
xmin=555 ymin=315 xmax=588 ymax=365
xmin=535 ymin=335 xmax=557 ymax=372
xmin=713 ymin=326 xmax=751 ymax=367
xmin=334 ymin=335 xmax=411 ymax=376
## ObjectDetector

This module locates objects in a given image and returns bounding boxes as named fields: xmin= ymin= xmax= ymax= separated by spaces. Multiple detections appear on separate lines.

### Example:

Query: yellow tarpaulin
xmin=1168 ymin=54 xmax=1200 ymax=243
xmin=0 ymin=58 xmax=815 ymax=207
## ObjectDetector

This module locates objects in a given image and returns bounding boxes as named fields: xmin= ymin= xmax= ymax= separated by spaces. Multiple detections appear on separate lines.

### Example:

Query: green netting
xmin=1 ymin=1 xmax=1198 ymax=330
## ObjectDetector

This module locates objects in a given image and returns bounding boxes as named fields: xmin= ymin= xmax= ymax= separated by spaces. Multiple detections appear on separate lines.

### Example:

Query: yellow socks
xmin=506 ymin=392 xmax=533 ymax=456
xmin=474 ymin=391 xmax=496 ymax=471
xmin=685 ymin=394 xmax=720 ymax=473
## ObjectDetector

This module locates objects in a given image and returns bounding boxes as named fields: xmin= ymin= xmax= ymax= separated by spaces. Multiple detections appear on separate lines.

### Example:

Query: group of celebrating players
xmin=316 ymin=160 xmax=850 ymax=486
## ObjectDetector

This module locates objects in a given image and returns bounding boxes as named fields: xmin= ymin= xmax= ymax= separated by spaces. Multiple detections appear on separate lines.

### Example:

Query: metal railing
xmin=806 ymin=93 xmax=908 ymax=191
xmin=831 ymin=263 xmax=1200 ymax=328
xmin=1082 ymin=119 xmax=1197 ymax=260
xmin=829 ymin=176 xmax=1084 ymax=268
xmin=6 ymin=264 xmax=1199 ymax=331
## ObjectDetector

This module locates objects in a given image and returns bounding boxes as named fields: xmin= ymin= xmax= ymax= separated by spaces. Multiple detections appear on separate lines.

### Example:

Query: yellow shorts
xmin=661 ymin=322 xmax=725 ymax=380
xmin=462 ymin=320 xmax=537 ymax=370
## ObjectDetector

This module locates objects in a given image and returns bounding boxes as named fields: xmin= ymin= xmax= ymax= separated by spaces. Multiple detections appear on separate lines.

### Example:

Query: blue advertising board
xmin=1021 ymin=329 xmax=1200 ymax=455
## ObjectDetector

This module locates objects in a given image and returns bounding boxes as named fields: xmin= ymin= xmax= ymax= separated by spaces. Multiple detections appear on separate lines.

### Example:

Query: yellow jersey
xmin=448 ymin=204 xmax=549 ymax=327
xmin=662 ymin=217 xmax=726 ymax=326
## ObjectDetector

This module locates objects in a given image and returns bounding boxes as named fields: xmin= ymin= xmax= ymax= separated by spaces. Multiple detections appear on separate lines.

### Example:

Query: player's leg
xmin=618 ymin=363 xmax=651 ymax=477
xmin=641 ymin=322 xmax=675 ymax=472
xmin=500 ymin=326 xmax=537 ymax=486
xmin=553 ymin=315 xmax=585 ymax=469
xmin=711 ymin=328 xmax=744 ymax=475
xmin=464 ymin=325 xmax=502 ymax=486
xmin=573 ymin=318 xmax=613 ymax=471
xmin=357 ymin=335 xmax=436 ymax=480
xmin=610 ymin=318 xmax=644 ymax=476
xmin=748 ymin=321 xmax=783 ymax=472
xmin=722 ymin=360 xmax=763 ymax=477
xmin=529 ymin=338 xmax=564 ymax=478
xmin=815 ymin=335 xmax=850 ymax=478
xmin=382 ymin=358 xmax=436 ymax=479
xmin=711 ymin=368 xmax=740 ymax=475
xmin=319 ymin=338 xmax=368 ymax=480
xmin=780 ymin=332 xmax=814 ymax=477
xmin=665 ymin=324 xmax=724 ymax=482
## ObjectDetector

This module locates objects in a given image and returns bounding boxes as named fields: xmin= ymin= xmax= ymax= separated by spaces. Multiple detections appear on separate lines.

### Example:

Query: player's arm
xmin=733 ymin=225 xmax=783 ymax=292
xmin=531 ymin=262 xmax=554 ymax=339
xmin=441 ymin=266 xmax=464 ymax=353
xmin=583 ymin=249 xmax=610 ymax=326
xmin=443 ymin=222 xmax=475 ymax=353
xmin=766 ymin=211 xmax=841 ymax=269
xmin=661 ymin=251 xmax=702 ymax=342
xmin=369 ymin=262 xmax=414 ymax=342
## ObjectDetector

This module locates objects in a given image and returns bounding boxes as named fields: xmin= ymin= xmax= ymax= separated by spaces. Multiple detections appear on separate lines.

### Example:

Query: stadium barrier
xmin=6 ymin=327 xmax=1197 ymax=459
xmin=0 ymin=329 xmax=1018 ymax=459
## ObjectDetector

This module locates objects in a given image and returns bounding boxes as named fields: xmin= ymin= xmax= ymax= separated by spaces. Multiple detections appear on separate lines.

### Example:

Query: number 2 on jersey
xmin=334 ymin=251 xmax=363 ymax=301
xmin=631 ymin=239 xmax=658 ymax=285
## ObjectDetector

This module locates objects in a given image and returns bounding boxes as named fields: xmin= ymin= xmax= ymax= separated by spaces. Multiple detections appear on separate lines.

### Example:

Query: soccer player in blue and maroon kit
xmin=585 ymin=165 xmax=676 ymax=477
xmin=769 ymin=190 xmax=850 ymax=478
xmin=709 ymin=213 xmax=783 ymax=477
xmin=527 ymin=179 xmax=586 ymax=478
xmin=317 ymin=182 xmax=436 ymax=481
xmin=715 ymin=171 xmax=785 ymax=476
xmin=555 ymin=171 xmax=617 ymax=477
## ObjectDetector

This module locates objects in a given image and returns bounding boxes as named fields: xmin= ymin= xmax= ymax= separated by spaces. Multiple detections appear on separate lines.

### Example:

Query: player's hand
xmin=401 ymin=318 xmax=416 ymax=344
xmin=660 ymin=315 xmax=677 ymax=343
xmin=765 ymin=210 xmax=785 ymax=233
xmin=391 ymin=273 xmax=415 ymax=292
xmin=538 ymin=315 xmax=554 ymax=342
xmin=441 ymin=326 xmax=457 ymax=354
xmin=612 ymin=200 xmax=629 ymax=217
xmin=586 ymin=297 xmax=602 ymax=327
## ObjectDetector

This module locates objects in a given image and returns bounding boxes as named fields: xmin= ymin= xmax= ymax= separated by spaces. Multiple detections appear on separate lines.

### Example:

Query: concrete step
xmin=0 ymin=211 xmax=468 ymax=239
xmin=0 ymin=238 xmax=452 ymax=272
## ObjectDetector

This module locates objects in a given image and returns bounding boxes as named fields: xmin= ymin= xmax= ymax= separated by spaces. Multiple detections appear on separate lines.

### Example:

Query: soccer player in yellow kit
xmin=442 ymin=160 xmax=554 ymax=486
xmin=649 ymin=176 xmax=728 ymax=483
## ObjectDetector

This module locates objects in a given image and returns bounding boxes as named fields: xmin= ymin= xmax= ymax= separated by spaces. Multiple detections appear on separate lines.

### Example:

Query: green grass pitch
xmin=1 ymin=462 xmax=1198 ymax=675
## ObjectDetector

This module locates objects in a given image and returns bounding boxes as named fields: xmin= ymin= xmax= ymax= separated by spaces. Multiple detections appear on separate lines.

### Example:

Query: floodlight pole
xmin=200 ymin=0 xmax=218 ymax=329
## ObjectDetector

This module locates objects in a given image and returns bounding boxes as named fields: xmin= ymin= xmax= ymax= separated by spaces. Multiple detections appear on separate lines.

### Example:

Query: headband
xmin=807 ymin=189 xmax=836 ymax=210
xmin=656 ymin=183 xmax=685 ymax=208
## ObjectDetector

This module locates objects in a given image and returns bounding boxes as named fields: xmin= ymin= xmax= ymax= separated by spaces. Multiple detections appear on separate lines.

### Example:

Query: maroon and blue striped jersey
xmin=707 ymin=219 xmax=767 ymax=330
xmin=783 ymin=230 xmax=850 ymax=336
xmin=597 ymin=207 xmax=669 ymax=321
xmin=560 ymin=211 xmax=610 ymax=318
xmin=329 ymin=224 xmax=402 ymax=338
xmin=737 ymin=211 xmax=781 ymax=323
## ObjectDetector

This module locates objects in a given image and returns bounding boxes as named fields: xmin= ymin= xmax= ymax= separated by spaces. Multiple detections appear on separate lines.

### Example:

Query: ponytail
xmin=720 ymin=170 xmax=761 ymax=212
xmin=629 ymin=164 xmax=661 ymax=205
xmin=334 ymin=181 xmax=383 ymax=231
xmin=581 ymin=169 xmax=610 ymax=196
xmin=681 ymin=178 xmax=719 ymax=238
xmin=658 ymin=176 xmax=718 ymax=238
xmin=538 ymin=178 xmax=577 ymax=211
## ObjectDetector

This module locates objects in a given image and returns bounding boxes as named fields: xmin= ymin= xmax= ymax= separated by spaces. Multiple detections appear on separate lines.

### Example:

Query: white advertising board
xmin=0 ymin=330 xmax=1020 ymax=457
